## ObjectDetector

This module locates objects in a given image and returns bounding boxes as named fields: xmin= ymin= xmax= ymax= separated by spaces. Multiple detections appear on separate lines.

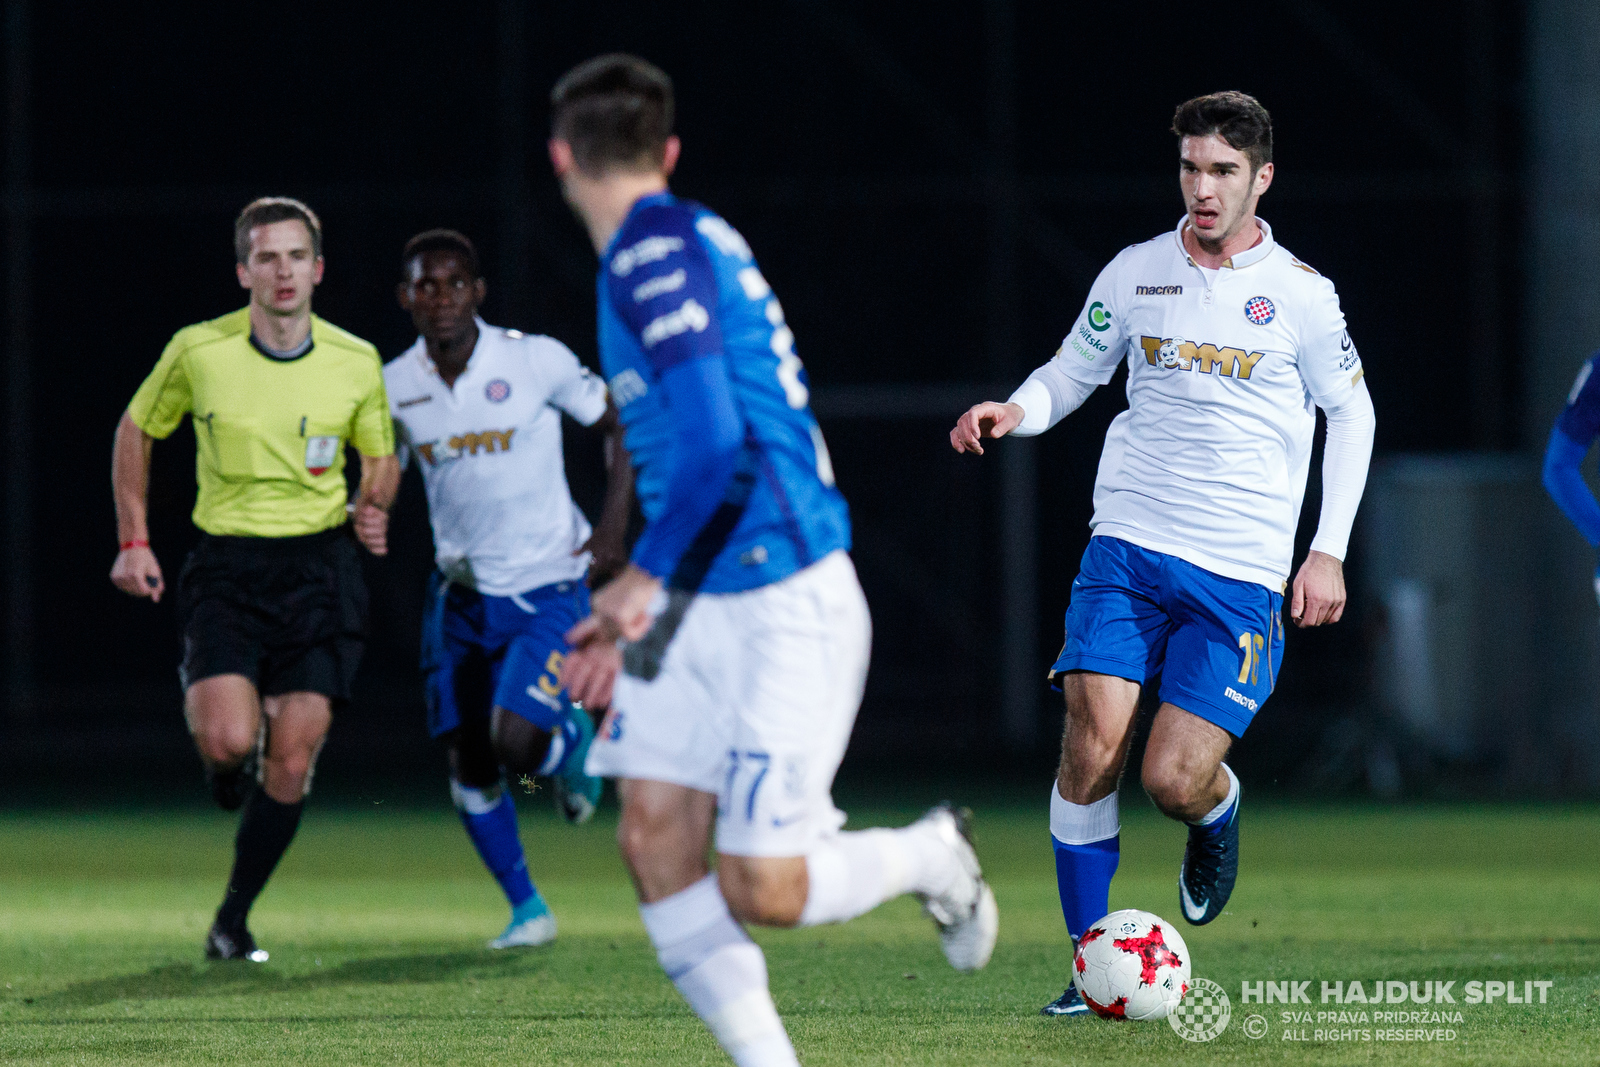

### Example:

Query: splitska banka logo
xmin=1139 ymin=336 xmax=1266 ymax=380
xmin=1065 ymin=302 xmax=1112 ymax=362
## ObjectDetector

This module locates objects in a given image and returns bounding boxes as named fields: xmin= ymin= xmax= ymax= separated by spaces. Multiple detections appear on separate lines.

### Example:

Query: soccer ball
xmin=1072 ymin=909 xmax=1192 ymax=1021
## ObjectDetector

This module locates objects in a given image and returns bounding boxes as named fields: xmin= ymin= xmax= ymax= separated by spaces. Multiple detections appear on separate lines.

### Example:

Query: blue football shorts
xmin=420 ymin=572 xmax=589 ymax=739
xmin=1049 ymin=536 xmax=1284 ymax=737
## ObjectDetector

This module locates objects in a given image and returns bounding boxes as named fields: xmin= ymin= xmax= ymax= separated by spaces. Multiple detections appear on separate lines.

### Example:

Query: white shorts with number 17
xmin=585 ymin=550 xmax=871 ymax=857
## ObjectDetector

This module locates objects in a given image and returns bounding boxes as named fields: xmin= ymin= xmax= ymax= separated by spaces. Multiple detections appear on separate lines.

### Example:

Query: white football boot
xmin=915 ymin=804 xmax=999 ymax=972
xmin=488 ymin=911 xmax=557 ymax=950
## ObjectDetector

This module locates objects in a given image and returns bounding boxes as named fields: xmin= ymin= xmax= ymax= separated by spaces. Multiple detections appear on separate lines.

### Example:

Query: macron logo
xmin=1224 ymin=687 xmax=1259 ymax=713
xmin=525 ymin=685 xmax=563 ymax=712
xmin=611 ymin=235 xmax=684 ymax=277
xmin=641 ymin=299 xmax=710 ymax=347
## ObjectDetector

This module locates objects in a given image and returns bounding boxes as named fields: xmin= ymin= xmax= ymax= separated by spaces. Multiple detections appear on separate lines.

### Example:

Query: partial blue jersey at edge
xmin=1544 ymin=351 xmax=1600 ymax=546
xmin=1556 ymin=353 xmax=1600 ymax=444
xmin=597 ymin=191 xmax=850 ymax=593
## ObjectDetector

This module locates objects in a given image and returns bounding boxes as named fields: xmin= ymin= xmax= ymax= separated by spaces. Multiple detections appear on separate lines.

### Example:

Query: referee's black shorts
xmin=176 ymin=526 xmax=368 ymax=703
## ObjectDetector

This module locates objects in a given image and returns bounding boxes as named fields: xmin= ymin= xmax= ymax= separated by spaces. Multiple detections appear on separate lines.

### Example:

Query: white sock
xmin=449 ymin=778 xmax=504 ymax=814
xmin=1192 ymin=764 xmax=1240 ymax=827
xmin=535 ymin=729 xmax=568 ymax=776
xmin=1049 ymin=782 xmax=1120 ymax=845
xmin=639 ymin=874 xmax=798 ymax=1067
xmin=797 ymin=824 xmax=961 ymax=927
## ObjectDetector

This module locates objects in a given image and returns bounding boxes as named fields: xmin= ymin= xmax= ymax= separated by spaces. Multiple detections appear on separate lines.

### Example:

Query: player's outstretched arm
xmin=949 ymin=402 xmax=1024 ymax=455
xmin=351 ymin=452 xmax=400 ymax=557
xmin=109 ymin=410 xmax=165 ymax=602
xmin=951 ymin=361 xmax=1099 ymax=454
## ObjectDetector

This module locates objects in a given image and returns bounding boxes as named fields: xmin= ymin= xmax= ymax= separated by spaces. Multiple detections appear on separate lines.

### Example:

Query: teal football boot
xmin=550 ymin=705 xmax=602 ymax=825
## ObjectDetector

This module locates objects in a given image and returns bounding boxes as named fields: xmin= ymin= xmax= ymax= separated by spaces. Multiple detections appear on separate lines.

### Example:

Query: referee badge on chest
xmin=304 ymin=435 xmax=340 ymax=476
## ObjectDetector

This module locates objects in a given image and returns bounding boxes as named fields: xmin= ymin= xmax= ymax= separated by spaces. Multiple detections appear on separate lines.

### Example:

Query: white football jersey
xmin=385 ymin=319 xmax=609 ymax=596
xmin=1052 ymin=218 xmax=1365 ymax=591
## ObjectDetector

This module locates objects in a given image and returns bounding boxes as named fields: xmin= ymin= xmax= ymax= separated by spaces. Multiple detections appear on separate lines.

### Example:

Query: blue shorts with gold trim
xmin=1050 ymin=536 xmax=1283 ymax=738
xmin=420 ymin=572 xmax=588 ymax=738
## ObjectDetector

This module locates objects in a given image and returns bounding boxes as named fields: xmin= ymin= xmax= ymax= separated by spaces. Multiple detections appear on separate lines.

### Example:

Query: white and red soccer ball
xmin=1072 ymin=909 xmax=1192 ymax=1021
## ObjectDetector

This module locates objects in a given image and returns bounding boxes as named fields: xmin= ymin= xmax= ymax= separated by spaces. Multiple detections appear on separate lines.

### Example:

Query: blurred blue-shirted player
xmin=550 ymin=55 xmax=998 ymax=1067
xmin=1544 ymin=354 xmax=1600 ymax=590
xmin=386 ymin=229 xmax=634 ymax=949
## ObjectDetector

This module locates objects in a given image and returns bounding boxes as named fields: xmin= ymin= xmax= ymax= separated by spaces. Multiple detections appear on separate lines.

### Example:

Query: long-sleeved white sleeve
xmin=1004 ymin=359 xmax=1098 ymax=436
xmin=1308 ymin=379 xmax=1375 ymax=560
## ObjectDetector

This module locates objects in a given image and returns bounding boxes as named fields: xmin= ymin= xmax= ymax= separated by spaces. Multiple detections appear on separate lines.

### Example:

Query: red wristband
xmin=120 ymin=539 xmax=149 ymax=550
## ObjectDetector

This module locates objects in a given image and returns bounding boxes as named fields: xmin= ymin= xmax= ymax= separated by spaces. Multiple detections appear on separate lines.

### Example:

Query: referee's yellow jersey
xmin=128 ymin=308 xmax=394 ymax=538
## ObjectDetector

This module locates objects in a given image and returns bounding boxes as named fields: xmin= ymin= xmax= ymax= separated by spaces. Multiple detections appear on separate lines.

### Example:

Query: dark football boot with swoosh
xmin=1041 ymin=982 xmax=1092 ymax=1017
xmin=1041 ymin=937 xmax=1092 ymax=1017
xmin=1177 ymin=797 xmax=1239 ymax=926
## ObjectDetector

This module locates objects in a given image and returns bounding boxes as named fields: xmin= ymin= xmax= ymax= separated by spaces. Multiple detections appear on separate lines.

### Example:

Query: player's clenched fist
xmin=351 ymin=502 xmax=390 ymax=557
xmin=950 ymin=401 xmax=1025 ymax=455
xmin=110 ymin=544 xmax=165 ymax=602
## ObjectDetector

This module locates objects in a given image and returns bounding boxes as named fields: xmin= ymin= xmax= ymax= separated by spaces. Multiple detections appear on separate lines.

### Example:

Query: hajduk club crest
xmin=1243 ymin=296 xmax=1275 ymax=325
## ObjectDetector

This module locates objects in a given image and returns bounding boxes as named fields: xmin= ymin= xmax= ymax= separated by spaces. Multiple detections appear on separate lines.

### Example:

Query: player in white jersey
xmin=386 ymin=229 xmax=633 ymax=949
xmin=950 ymin=92 xmax=1375 ymax=1017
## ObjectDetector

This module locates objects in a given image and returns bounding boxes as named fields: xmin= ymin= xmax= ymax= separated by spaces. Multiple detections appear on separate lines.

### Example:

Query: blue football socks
xmin=1052 ymin=836 xmax=1120 ymax=939
xmin=1049 ymin=784 xmax=1121 ymax=940
xmin=450 ymin=779 xmax=536 ymax=909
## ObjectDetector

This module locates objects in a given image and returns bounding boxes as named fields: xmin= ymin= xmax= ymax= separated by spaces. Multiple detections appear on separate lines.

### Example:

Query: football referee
xmin=109 ymin=197 xmax=399 ymax=961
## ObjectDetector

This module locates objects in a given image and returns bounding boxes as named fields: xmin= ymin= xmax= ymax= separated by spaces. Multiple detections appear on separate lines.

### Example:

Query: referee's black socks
xmin=216 ymin=791 xmax=304 ymax=931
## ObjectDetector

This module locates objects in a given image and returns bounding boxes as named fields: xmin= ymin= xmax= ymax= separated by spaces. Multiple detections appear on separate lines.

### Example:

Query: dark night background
xmin=4 ymin=1 xmax=1568 ymax=800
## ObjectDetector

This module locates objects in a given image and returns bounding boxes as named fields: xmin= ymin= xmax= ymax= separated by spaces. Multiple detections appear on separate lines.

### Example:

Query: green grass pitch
xmin=1 ymin=792 xmax=1596 ymax=1065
